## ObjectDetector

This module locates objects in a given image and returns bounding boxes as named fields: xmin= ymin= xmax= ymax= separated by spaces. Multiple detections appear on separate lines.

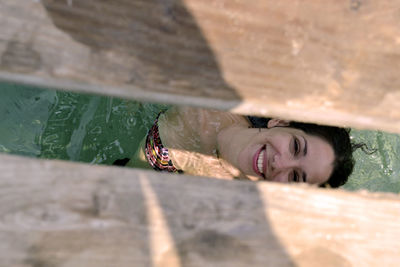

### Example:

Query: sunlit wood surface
xmin=1 ymin=153 xmax=399 ymax=266
xmin=1 ymin=0 xmax=400 ymax=132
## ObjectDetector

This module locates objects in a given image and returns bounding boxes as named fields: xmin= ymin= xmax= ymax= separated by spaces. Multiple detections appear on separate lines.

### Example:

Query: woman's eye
xmin=293 ymin=137 xmax=300 ymax=155
xmin=292 ymin=171 xmax=299 ymax=182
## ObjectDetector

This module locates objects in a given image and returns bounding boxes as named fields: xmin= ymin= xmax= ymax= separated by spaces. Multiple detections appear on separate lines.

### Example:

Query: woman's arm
xmin=126 ymin=135 xmax=152 ymax=169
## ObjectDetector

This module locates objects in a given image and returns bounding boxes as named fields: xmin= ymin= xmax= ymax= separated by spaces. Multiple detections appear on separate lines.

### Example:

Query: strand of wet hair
xmin=351 ymin=142 xmax=377 ymax=155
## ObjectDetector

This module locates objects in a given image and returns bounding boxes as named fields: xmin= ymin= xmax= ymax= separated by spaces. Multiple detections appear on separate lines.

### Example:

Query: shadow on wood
xmin=0 ymin=153 xmax=294 ymax=266
xmin=41 ymin=0 xmax=240 ymax=102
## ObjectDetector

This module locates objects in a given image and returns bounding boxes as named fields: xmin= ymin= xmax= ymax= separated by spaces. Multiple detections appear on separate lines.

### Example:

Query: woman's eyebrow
xmin=302 ymin=136 xmax=308 ymax=156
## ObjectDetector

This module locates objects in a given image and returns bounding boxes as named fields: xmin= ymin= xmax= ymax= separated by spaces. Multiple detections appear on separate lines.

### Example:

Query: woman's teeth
xmin=257 ymin=149 xmax=265 ymax=174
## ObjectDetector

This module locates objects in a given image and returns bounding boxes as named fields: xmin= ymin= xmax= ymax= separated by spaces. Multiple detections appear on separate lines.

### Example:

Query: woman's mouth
xmin=253 ymin=145 xmax=266 ymax=179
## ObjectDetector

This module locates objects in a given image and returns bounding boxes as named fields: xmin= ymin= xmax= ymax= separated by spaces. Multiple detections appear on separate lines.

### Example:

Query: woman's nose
xmin=271 ymin=154 xmax=296 ymax=182
xmin=272 ymin=153 xmax=296 ymax=170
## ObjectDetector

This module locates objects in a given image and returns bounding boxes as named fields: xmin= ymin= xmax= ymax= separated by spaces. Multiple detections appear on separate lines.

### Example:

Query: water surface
xmin=0 ymin=82 xmax=168 ymax=165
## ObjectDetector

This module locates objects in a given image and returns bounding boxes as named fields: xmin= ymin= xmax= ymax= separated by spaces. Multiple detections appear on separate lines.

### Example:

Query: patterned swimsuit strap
xmin=145 ymin=114 xmax=182 ymax=173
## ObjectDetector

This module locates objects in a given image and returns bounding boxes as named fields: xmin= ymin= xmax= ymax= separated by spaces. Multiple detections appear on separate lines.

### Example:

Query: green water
xmin=1 ymin=82 xmax=399 ymax=193
xmin=0 ymin=82 xmax=169 ymax=165
xmin=346 ymin=130 xmax=400 ymax=193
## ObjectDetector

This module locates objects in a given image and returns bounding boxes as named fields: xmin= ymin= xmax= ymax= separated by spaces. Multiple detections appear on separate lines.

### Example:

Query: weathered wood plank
xmin=1 ymin=153 xmax=399 ymax=266
xmin=0 ymin=0 xmax=400 ymax=132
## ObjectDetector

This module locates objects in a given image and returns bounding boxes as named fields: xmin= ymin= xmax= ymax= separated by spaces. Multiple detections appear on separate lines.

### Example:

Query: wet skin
xmin=217 ymin=120 xmax=335 ymax=185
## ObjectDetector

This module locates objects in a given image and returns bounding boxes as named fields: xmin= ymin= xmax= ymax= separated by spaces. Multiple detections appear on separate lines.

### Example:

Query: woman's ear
xmin=267 ymin=118 xmax=290 ymax=128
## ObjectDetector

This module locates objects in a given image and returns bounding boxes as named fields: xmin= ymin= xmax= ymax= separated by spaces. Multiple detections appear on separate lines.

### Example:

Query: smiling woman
xmin=120 ymin=106 xmax=356 ymax=188
xmin=217 ymin=121 xmax=335 ymax=185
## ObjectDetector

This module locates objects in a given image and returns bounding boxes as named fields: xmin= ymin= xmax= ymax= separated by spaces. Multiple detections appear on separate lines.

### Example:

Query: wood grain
xmin=0 ymin=153 xmax=399 ymax=266
xmin=1 ymin=0 xmax=400 ymax=132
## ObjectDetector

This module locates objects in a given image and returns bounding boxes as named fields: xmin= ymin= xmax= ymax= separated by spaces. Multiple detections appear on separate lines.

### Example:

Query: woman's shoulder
xmin=162 ymin=106 xmax=250 ymax=129
xmin=156 ymin=106 xmax=248 ymax=158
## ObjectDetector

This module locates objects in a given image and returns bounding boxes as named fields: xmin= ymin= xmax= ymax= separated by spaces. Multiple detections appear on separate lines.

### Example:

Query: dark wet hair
xmin=247 ymin=116 xmax=361 ymax=188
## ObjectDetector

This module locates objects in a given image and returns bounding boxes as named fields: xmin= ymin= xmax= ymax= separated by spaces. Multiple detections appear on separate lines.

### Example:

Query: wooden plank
xmin=1 ymin=0 xmax=400 ymax=133
xmin=1 ymin=153 xmax=399 ymax=266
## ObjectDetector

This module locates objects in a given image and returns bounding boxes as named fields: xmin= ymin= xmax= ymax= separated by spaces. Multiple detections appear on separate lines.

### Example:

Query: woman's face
xmin=217 ymin=121 xmax=335 ymax=185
